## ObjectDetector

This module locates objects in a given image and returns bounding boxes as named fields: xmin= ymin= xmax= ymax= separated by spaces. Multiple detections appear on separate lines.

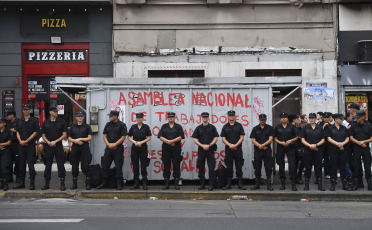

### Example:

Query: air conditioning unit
xmin=357 ymin=40 xmax=372 ymax=64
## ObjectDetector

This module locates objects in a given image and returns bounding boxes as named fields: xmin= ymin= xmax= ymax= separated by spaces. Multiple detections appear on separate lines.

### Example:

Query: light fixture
xmin=50 ymin=36 xmax=62 ymax=44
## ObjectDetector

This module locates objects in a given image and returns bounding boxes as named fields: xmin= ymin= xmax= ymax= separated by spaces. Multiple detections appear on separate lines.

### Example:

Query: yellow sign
xmin=41 ymin=18 xmax=66 ymax=28
xmin=345 ymin=96 xmax=368 ymax=103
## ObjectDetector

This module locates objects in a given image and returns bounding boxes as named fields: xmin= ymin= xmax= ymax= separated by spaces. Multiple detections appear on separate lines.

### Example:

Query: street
xmin=0 ymin=198 xmax=371 ymax=230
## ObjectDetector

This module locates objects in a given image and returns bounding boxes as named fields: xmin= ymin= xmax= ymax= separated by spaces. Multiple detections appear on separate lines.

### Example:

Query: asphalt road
xmin=0 ymin=198 xmax=371 ymax=230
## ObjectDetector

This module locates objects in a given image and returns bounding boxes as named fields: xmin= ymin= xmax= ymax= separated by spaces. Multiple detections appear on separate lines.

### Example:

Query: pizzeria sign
xmin=25 ymin=50 xmax=88 ymax=62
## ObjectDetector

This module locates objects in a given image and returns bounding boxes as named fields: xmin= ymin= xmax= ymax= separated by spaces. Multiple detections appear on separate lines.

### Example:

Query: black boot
xmin=279 ymin=179 xmax=286 ymax=190
xmin=367 ymin=179 xmax=372 ymax=191
xmin=143 ymin=178 xmax=148 ymax=190
xmin=223 ymin=178 xmax=232 ymax=190
xmin=60 ymin=177 xmax=66 ymax=191
xmin=267 ymin=178 xmax=274 ymax=191
xmin=342 ymin=179 xmax=350 ymax=191
xmin=117 ymin=179 xmax=123 ymax=190
xmin=330 ymin=179 xmax=336 ymax=191
xmin=251 ymin=177 xmax=261 ymax=190
xmin=13 ymin=180 xmax=25 ymax=189
xmin=208 ymin=179 xmax=214 ymax=191
xmin=304 ymin=177 xmax=310 ymax=191
xmin=41 ymin=179 xmax=50 ymax=190
xmin=163 ymin=179 xmax=170 ymax=190
xmin=352 ymin=178 xmax=358 ymax=191
xmin=174 ymin=178 xmax=180 ymax=190
xmin=198 ymin=179 xmax=205 ymax=190
xmin=291 ymin=179 xmax=298 ymax=191
xmin=0 ymin=179 xmax=4 ymax=189
xmin=85 ymin=177 xmax=91 ymax=190
xmin=3 ymin=180 xmax=8 ymax=191
xmin=317 ymin=178 xmax=325 ymax=191
xmin=358 ymin=177 xmax=364 ymax=188
xmin=130 ymin=180 xmax=140 ymax=190
xmin=237 ymin=178 xmax=246 ymax=190
xmin=70 ymin=177 xmax=78 ymax=189
xmin=30 ymin=178 xmax=35 ymax=190
xmin=97 ymin=179 xmax=107 ymax=190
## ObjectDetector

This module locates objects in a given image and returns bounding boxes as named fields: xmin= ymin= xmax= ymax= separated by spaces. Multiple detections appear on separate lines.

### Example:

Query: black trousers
xmin=197 ymin=149 xmax=216 ymax=180
xmin=0 ymin=149 xmax=11 ymax=181
xmin=44 ymin=145 xmax=66 ymax=180
xmin=253 ymin=148 xmax=273 ymax=179
xmin=295 ymin=147 xmax=304 ymax=176
xmin=70 ymin=143 xmax=92 ymax=178
xmin=329 ymin=147 xmax=347 ymax=181
xmin=101 ymin=146 xmax=124 ymax=180
xmin=225 ymin=148 xmax=244 ymax=179
xmin=9 ymin=141 xmax=20 ymax=178
xmin=276 ymin=145 xmax=297 ymax=180
xmin=352 ymin=146 xmax=371 ymax=180
xmin=303 ymin=147 xmax=323 ymax=179
xmin=19 ymin=143 xmax=37 ymax=180
xmin=131 ymin=145 xmax=148 ymax=180
xmin=162 ymin=145 xmax=182 ymax=179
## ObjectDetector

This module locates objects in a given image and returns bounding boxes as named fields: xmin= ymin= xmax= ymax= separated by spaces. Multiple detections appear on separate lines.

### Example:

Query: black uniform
xmin=274 ymin=123 xmax=298 ymax=180
xmin=192 ymin=123 xmax=219 ymax=180
xmin=68 ymin=123 xmax=93 ymax=178
xmin=128 ymin=123 xmax=152 ymax=180
xmin=158 ymin=123 xmax=185 ymax=179
xmin=250 ymin=124 xmax=275 ymax=179
xmin=0 ymin=128 xmax=11 ymax=182
xmin=102 ymin=121 xmax=127 ymax=180
xmin=41 ymin=118 xmax=68 ymax=180
xmin=349 ymin=121 xmax=372 ymax=181
xmin=7 ymin=118 xmax=20 ymax=180
xmin=325 ymin=124 xmax=349 ymax=181
xmin=16 ymin=116 xmax=40 ymax=181
xmin=300 ymin=124 xmax=325 ymax=179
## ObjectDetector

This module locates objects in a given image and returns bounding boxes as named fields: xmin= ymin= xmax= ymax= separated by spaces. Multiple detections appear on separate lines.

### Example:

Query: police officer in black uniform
xmin=192 ymin=112 xmax=219 ymax=191
xmin=41 ymin=107 xmax=68 ymax=191
xmin=349 ymin=110 xmax=372 ymax=191
xmin=158 ymin=112 xmax=185 ymax=190
xmin=0 ymin=118 xmax=11 ymax=191
xmin=13 ymin=105 xmax=40 ymax=190
xmin=68 ymin=111 xmax=93 ymax=190
xmin=220 ymin=110 xmax=246 ymax=190
xmin=128 ymin=112 xmax=152 ymax=190
xmin=97 ymin=110 xmax=127 ymax=190
xmin=274 ymin=112 xmax=299 ymax=191
xmin=289 ymin=114 xmax=304 ymax=184
xmin=5 ymin=110 xmax=20 ymax=183
xmin=325 ymin=113 xmax=350 ymax=191
xmin=250 ymin=114 xmax=275 ymax=191
xmin=300 ymin=113 xmax=326 ymax=191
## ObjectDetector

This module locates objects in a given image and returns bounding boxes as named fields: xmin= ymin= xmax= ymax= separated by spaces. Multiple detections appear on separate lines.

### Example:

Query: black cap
xmin=333 ymin=113 xmax=345 ymax=120
xmin=76 ymin=111 xmax=84 ymax=117
xmin=309 ymin=113 xmax=316 ymax=118
xmin=23 ymin=104 xmax=32 ymax=110
xmin=355 ymin=110 xmax=366 ymax=119
xmin=259 ymin=114 xmax=267 ymax=120
xmin=5 ymin=110 xmax=16 ymax=116
xmin=349 ymin=103 xmax=360 ymax=110
xmin=136 ymin=112 xmax=144 ymax=118
xmin=50 ymin=107 xmax=59 ymax=112
xmin=108 ymin=110 xmax=119 ymax=117
xmin=0 ymin=118 xmax=7 ymax=123
xmin=201 ymin=112 xmax=209 ymax=117
xmin=279 ymin=112 xmax=288 ymax=118
xmin=322 ymin=112 xmax=330 ymax=118
xmin=227 ymin=110 xmax=236 ymax=116
xmin=167 ymin=112 xmax=176 ymax=118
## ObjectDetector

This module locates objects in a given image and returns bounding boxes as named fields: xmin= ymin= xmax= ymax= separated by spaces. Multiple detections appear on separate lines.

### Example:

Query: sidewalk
xmin=1 ymin=162 xmax=371 ymax=201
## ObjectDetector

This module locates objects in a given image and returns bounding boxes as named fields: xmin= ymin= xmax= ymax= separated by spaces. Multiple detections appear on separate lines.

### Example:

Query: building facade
xmin=0 ymin=0 xmax=112 ymax=126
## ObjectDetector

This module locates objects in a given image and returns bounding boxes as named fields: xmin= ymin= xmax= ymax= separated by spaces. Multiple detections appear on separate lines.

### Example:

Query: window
xmin=148 ymin=70 xmax=205 ymax=78
xmin=245 ymin=69 xmax=302 ymax=77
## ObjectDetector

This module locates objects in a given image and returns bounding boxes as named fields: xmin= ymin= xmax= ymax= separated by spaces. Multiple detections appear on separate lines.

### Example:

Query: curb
xmin=1 ymin=190 xmax=372 ymax=201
